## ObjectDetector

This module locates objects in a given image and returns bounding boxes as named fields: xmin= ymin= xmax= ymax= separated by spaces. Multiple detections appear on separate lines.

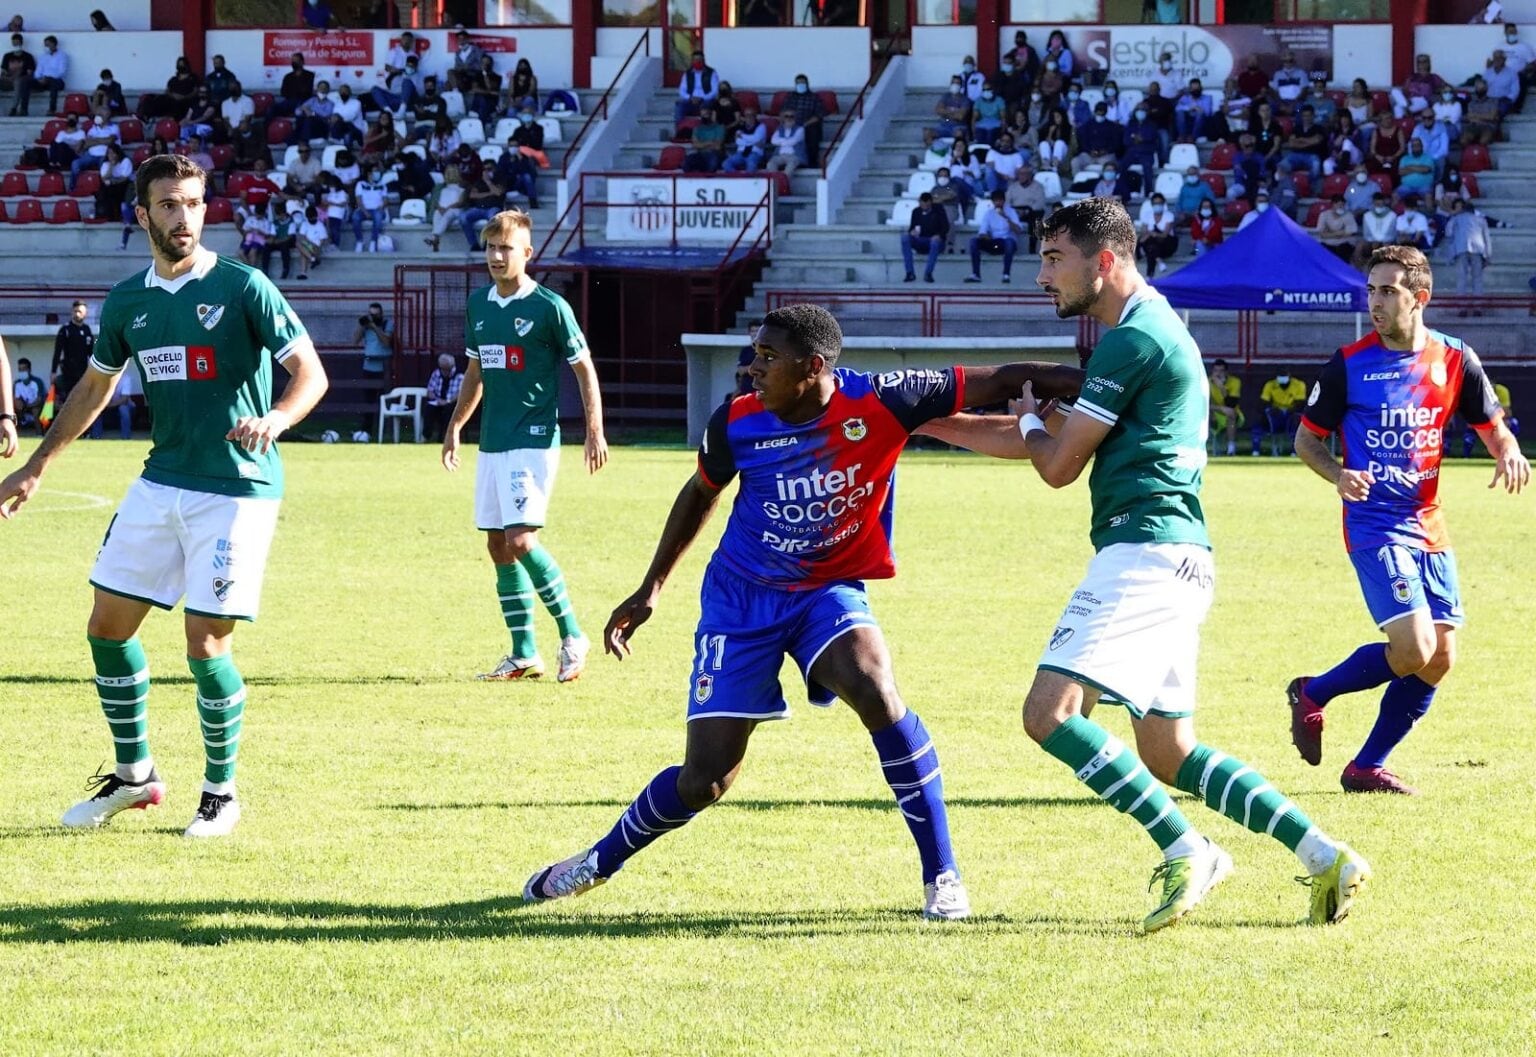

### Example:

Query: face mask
xmin=1153 ymin=204 xmax=1164 ymax=213
xmin=1442 ymin=92 xmax=1453 ymax=101
xmin=795 ymin=83 xmax=807 ymax=93
xmin=1476 ymin=88 xmax=1487 ymax=96
xmin=519 ymin=114 xmax=532 ymax=124
xmin=1374 ymin=206 xmax=1388 ymax=215
xmin=1186 ymin=175 xmax=1201 ymax=185
xmin=16 ymin=370 xmax=28 ymax=381
xmin=1356 ymin=172 xmax=1368 ymax=183
xmin=936 ymin=176 xmax=949 ymax=186
xmin=962 ymin=64 xmax=974 ymax=74
xmin=1134 ymin=109 xmax=1147 ymax=120
xmin=1104 ymin=169 xmax=1117 ymax=178
xmin=1001 ymin=64 xmax=1014 ymax=74
xmin=692 ymin=59 xmax=703 ymax=69
xmin=318 ymin=91 xmax=328 ymax=99
xmin=1200 ymin=208 xmax=1213 ymax=217
xmin=1257 ymin=202 xmax=1270 ymax=212
xmin=1277 ymin=376 xmax=1291 ymax=385
xmin=1068 ymin=91 xmax=1080 ymax=101
xmin=1094 ymin=114 xmax=1104 ymax=122
xmin=950 ymin=83 xmax=962 ymax=93
xmin=1160 ymin=63 xmax=1172 ymax=72
xmin=983 ymin=90 xmax=994 ymax=100
xmin=1031 ymin=93 xmax=1042 ymax=102
xmin=1334 ymin=205 xmax=1346 ymax=214
xmin=1106 ymin=88 xmax=1117 ymax=97
xmin=1508 ymin=34 xmax=1518 ymax=43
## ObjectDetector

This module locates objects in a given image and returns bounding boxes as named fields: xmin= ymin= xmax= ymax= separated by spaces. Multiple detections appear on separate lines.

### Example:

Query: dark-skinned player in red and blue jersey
xmin=1289 ymin=245 xmax=1528 ymax=795
xmin=523 ymin=303 xmax=1082 ymax=918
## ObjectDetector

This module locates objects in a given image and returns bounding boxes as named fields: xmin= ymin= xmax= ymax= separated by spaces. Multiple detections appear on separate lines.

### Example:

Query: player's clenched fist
xmin=1336 ymin=468 xmax=1374 ymax=502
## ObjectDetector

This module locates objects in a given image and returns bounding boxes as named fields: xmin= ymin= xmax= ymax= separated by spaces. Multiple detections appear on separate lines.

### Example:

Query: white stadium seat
xmin=1167 ymin=142 xmax=1200 ymax=171
xmin=537 ymin=117 xmax=563 ymax=145
xmin=886 ymin=198 xmax=917 ymax=227
xmin=905 ymin=170 xmax=935 ymax=198
xmin=393 ymin=198 xmax=427 ymax=226
xmin=457 ymin=117 xmax=486 ymax=146
xmin=1153 ymin=169 xmax=1186 ymax=200
xmin=492 ymin=118 xmax=519 ymax=144
xmin=1035 ymin=170 xmax=1063 ymax=201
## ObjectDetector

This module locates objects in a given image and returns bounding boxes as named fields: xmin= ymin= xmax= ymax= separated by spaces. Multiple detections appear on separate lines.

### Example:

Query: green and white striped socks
xmin=91 ymin=635 xmax=152 ymax=783
xmin=1176 ymin=744 xmax=1339 ymax=875
xmin=190 ymin=654 xmax=246 ymax=794
xmin=496 ymin=561 xmax=538 ymax=658
xmin=518 ymin=545 xmax=581 ymax=640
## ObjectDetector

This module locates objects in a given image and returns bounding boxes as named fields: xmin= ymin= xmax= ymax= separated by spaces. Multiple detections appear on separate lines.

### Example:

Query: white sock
xmin=117 ymin=758 xmax=154 ymax=783
xmin=1162 ymin=830 xmax=1206 ymax=862
xmin=1296 ymin=827 xmax=1339 ymax=876
xmin=202 ymin=780 xmax=236 ymax=798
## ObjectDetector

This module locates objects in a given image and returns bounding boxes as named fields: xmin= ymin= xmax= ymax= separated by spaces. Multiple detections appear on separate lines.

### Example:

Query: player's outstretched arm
xmin=604 ymin=471 xmax=725 ymax=659
xmin=1295 ymin=426 xmax=1374 ymax=501
xmin=1476 ymin=420 xmax=1531 ymax=495
xmin=0 ymin=366 xmax=118 ymax=518
xmin=1016 ymin=382 xmax=1111 ymax=488
xmin=228 ymin=342 xmax=329 ymax=455
xmin=570 ymin=354 xmax=608 ymax=474
xmin=915 ymin=399 xmax=1070 ymax=458
xmin=441 ymin=359 xmax=484 ymax=472
xmin=959 ymin=361 xmax=1085 ymax=407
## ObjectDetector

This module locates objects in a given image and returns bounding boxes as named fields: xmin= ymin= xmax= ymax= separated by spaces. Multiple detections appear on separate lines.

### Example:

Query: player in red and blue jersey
xmin=1289 ymin=245 xmax=1528 ymax=795
xmin=522 ymin=302 xmax=1082 ymax=918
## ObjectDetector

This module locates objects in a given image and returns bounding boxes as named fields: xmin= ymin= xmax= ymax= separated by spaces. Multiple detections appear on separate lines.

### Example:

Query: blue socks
xmin=1355 ymin=675 xmax=1436 ymax=769
xmin=871 ymin=710 xmax=958 ymax=883
xmin=591 ymin=765 xmax=697 ymax=877
xmin=1308 ymin=643 xmax=1396 ymax=705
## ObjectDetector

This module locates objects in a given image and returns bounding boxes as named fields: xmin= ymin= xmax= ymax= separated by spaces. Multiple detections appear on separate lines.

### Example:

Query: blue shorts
xmin=1349 ymin=545 xmax=1463 ymax=629
xmin=686 ymin=560 xmax=879 ymax=721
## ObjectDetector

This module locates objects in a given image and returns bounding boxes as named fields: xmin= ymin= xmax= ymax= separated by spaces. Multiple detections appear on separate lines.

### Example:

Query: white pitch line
xmin=28 ymin=490 xmax=113 ymax=514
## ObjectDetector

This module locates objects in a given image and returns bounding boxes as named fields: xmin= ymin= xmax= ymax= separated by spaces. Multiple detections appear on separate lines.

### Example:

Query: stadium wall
xmin=14 ymin=32 xmax=181 ymax=90
xmin=1414 ymin=24 xmax=1523 ymax=88
xmin=696 ymin=28 xmax=871 ymax=90
xmin=909 ymin=26 xmax=976 ymax=88
xmin=3 ymin=0 xmax=148 ymax=33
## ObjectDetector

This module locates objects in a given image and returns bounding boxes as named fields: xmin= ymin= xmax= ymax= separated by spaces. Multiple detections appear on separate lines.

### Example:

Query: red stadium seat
xmin=153 ymin=117 xmax=180 ymax=143
xmin=0 ymin=171 xmax=28 ymax=197
xmin=265 ymin=117 xmax=294 ymax=145
xmin=251 ymin=91 xmax=274 ymax=116
xmin=1460 ymin=144 xmax=1492 ymax=172
xmin=205 ymin=197 xmax=234 ymax=223
xmin=654 ymin=145 xmax=685 ymax=171
xmin=1462 ymin=171 xmax=1481 ymax=197
xmin=1200 ymin=172 xmax=1226 ymax=198
xmin=734 ymin=90 xmax=760 ymax=113
xmin=1304 ymin=200 xmax=1327 ymax=227
xmin=1319 ymin=173 xmax=1350 ymax=197
xmin=117 ymin=118 xmax=145 ymax=144
xmin=672 ymin=117 xmax=700 ymax=143
xmin=36 ymin=118 xmax=65 ymax=145
xmin=48 ymin=198 xmax=81 ymax=223
xmin=36 ymin=171 xmax=64 ymax=196
xmin=769 ymin=91 xmax=789 ymax=115
xmin=1290 ymin=171 xmax=1311 ymax=198
xmin=817 ymin=90 xmax=839 ymax=115
xmin=1208 ymin=142 xmax=1236 ymax=170
xmin=225 ymin=171 xmax=254 ymax=196
xmin=1368 ymin=172 xmax=1393 ymax=196
xmin=60 ymin=92 xmax=90 ymax=116
xmin=210 ymin=144 xmax=235 ymax=170
xmin=10 ymin=198 xmax=42 ymax=223
xmin=1276 ymin=115 xmax=1294 ymax=136
xmin=1369 ymin=91 xmax=1390 ymax=115
xmin=130 ymin=145 xmax=150 ymax=166
xmin=0 ymin=201 xmax=7 ymax=222
xmin=71 ymin=170 xmax=101 ymax=197
xmin=1327 ymin=89 xmax=1347 ymax=107
xmin=1222 ymin=197 xmax=1252 ymax=226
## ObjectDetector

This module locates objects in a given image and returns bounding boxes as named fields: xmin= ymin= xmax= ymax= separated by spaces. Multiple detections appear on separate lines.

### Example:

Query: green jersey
xmin=1072 ymin=290 xmax=1210 ymax=551
xmin=464 ymin=281 xmax=589 ymax=453
xmin=91 ymin=249 xmax=310 ymax=499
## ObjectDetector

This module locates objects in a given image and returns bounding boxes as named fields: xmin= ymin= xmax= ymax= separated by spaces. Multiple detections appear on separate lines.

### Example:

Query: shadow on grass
xmin=376 ymin=796 xmax=1104 ymax=812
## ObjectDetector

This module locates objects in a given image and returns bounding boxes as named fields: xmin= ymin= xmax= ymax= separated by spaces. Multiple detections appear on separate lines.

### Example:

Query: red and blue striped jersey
xmin=697 ymin=366 xmax=964 ymax=588
xmin=1300 ymin=330 xmax=1502 ymax=552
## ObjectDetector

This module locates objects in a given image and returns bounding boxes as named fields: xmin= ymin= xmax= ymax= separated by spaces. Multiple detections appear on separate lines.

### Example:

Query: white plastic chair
xmin=536 ymin=117 xmax=563 ymax=145
xmin=1080 ymin=88 xmax=1104 ymax=111
xmin=281 ymin=144 xmax=301 ymax=170
xmin=1167 ymin=142 xmax=1200 ymax=172
xmin=492 ymin=118 xmax=519 ymax=144
xmin=972 ymin=199 xmax=994 ymax=226
xmin=377 ymin=387 xmax=428 ymax=444
xmin=1153 ymin=169 xmax=1185 ymax=200
xmin=919 ymin=138 xmax=952 ymax=172
xmin=399 ymin=143 xmax=427 ymax=162
xmin=886 ymin=198 xmax=917 ymax=228
xmin=477 ymin=144 xmax=503 ymax=164
xmin=393 ymin=198 xmax=427 ymax=226
xmin=1035 ymin=170 xmax=1063 ymax=202
xmin=320 ymin=144 xmax=345 ymax=174
xmin=905 ymin=170 xmax=935 ymax=198
xmin=457 ymin=117 xmax=486 ymax=146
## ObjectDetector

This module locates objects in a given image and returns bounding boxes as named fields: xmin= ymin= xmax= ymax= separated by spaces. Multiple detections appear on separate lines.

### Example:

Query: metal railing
xmin=561 ymin=31 xmax=651 ymax=179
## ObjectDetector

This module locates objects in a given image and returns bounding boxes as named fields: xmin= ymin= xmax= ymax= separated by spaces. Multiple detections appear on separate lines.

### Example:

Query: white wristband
xmin=1019 ymin=413 xmax=1046 ymax=439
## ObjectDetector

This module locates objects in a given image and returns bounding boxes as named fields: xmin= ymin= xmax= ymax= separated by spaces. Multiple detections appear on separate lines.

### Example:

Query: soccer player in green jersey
xmin=0 ymin=154 xmax=328 ymax=837
xmin=926 ymin=198 xmax=1370 ymax=930
xmin=441 ymin=209 xmax=607 ymax=683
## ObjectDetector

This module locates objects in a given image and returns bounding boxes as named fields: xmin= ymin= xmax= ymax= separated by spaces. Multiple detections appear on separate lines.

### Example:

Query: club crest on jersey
xmin=196 ymin=304 xmax=225 ymax=331
xmin=693 ymin=672 xmax=714 ymax=704
xmin=1428 ymin=362 xmax=1447 ymax=386
xmin=1049 ymin=626 xmax=1074 ymax=650
xmin=212 ymin=577 xmax=234 ymax=602
xmin=841 ymin=418 xmax=867 ymax=442
xmin=514 ymin=317 xmax=534 ymax=337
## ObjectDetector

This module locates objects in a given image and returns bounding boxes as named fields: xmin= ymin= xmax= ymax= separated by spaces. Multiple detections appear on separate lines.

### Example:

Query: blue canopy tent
xmin=1151 ymin=206 xmax=1368 ymax=363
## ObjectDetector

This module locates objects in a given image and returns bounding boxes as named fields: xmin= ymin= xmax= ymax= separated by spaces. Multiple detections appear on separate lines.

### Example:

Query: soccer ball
xmin=320 ymin=429 xmax=340 ymax=444
xmin=352 ymin=430 xmax=371 ymax=443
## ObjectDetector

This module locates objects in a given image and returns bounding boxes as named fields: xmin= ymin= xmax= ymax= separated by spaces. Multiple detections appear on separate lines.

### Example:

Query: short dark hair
xmin=134 ymin=153 xmax=206 ymax=211
xmin=1330 ymin=194 xmax=1344 ymax=204
xmin=1368 ymin=244 xmax=1433 ymax=294
xmin=1212 ymin=357 xmax=1228 ymax=368
xmin=761 ymin=303 xmax=842 ymax=367
xmin=368 ymin=301 xmax=383 ymax=311
xmin=1038 ymin=196 xmax=1137 ymax=262
xmin=18 ymin=357 xmax=30 ymax=367
xmin=918 ymin=192 xmax=932 ymax=202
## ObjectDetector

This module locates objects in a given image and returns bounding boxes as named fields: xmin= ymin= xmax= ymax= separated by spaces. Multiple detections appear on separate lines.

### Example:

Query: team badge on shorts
xmin=1392 ymin=578 xmax=1412 ymax=604
xmin=1049 ymin=626 xmax=1074 ymax=650
xmin=196 ymin=304 xmax=225 ymax=331
xmin=693 ymin=672 xmax=714 ymax=704
xmin=841 ymin=418 xmax=867 ymax=442
xmin=212 ymin=577 xmax=234 ymax=602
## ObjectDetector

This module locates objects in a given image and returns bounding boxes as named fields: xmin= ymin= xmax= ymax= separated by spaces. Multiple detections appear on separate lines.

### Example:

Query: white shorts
xmin=474 ymin=447 xmax=560 ymax=531
xmin=1038 ymin=542 xmax=1214 ymax=720
xmin=90 ymin=478 xmax=281 ymax=621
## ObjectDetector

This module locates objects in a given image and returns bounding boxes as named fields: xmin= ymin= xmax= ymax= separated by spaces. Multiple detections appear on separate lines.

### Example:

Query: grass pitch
xmin=1 ymin=442 xmax=1533 ymax=1057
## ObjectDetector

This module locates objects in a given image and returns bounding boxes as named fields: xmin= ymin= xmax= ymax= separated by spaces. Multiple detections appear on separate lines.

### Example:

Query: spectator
xmin=1120 ymin=101 xmax=1159 ymax=185
xmin=675 ymin=50 xmax=719 ymax=124
xmin=1070 ymin=102 xmax=1122 ymax=174
xmin=1174 ymin=77 xmax=1214 ymax=142
xmin=236 ymin=195 xmax=272 ymax=266
xmin=1251 ymin=99 xmax=1284 ymax=170
xmin=1354 ymin=192 xmax=1396 ymax=267
xmin=48 ymin=111 xmax=84 ymax=171
xmin=445 ymin=140 xmax=482 ymax=184
xmin=1008 ymin=30 xmax=1041 ymax=87
xmin=1236 ymin=55 xmax=1270 ymax=103
xmin=424 ymin=164 xmax=465 ymax=252
xmin=722 ymin=109 xmax=766 ymax=172
xmin=983 ymin=130 xmax=1025 ymax=193
xmin=1484 ymin=51 xmax=1519 ymax=116
xmin=1 ymin=32 xmax=34 ymax=115
xmin=394 ymin=143 xmax=433 ymax=201
xmin=1270 ymin=51 xmax=1306 ymax=110
xmin=424 ymin=353 xmax=464 ymax=441
xmin=96 ymin=141 xmax=133 ymax=224
xmin=1504 ymin=23 xmax=1535 ymax=112
xmin=1413 ymin=110 xmax=1449 ymax=180
xmin=930 ymin=164 xmax=970 ymax=228
xmin=764 ymin=110 xmax=806 ymax=175
xmin=1271 ymin=161 xmax=1301 ymax=217
xmin=179 ymin=84 xmax=218 ymax=142
xmin=1462 ymin=76 xmax=1502 ymax=145
xmin=154 ymin=55 xmax=200 ymax=121
xmin=245 ymin=156 xmax=282 ymax=209
xmin=1394 ymin=53 xmax=1446 ymax=118
xmin=1343 ymin=164 xmax=1376 ymax=214
xmin=458 ymin=169 xmax=506 ymax=250
xmin=1432 ymin=85 xmax=1463 ymax=141
xmin=1304 ymin=72 xmax=1336 ymax=126
xmin=1397 ymin=137 xmax=1434 ymax=197
xmin=1207 ymin=358 xmax=1243 ymax=456
xmin=1036 ymin=55 xmax=1065 ymax=109
xmin=1175 ymin=165 xmax=1219 ymax=221
xmin=965 ymin=190 xmax=1022 ymax=283
xmin=929 ymin=75 xmax=971 ymax=146
xmin=1344 ymin=77 xmax=1373 ymax=128
xmin=466 ymin=53 xmax=500 ymax=124
xmin=1140 ymin=81 xmax=1175 ymax=163
xmin=1091 ymin=162 xmax=1120 ymax=201
xmin=713 ymin=82 xmax=742 ymax=134
xmin=994 ymin=51 xmax=1028 ymax=119
xmin=1314 ymin=195 xmax=1359 ymax=262
xmin=504 ymin=58 xmax=538 ymax=114
xmin=352 ymin=302 xmax=394 ymax=426
xmin=68 ymin=109 xmax=118 ymax=191
xmin=1006 ymin=103 xmax=1040 ymax=158
xmin=943 ymin=135 xmax=983 ymax=203
xmin=1443 ymin=197 xmax=1492 ymax=304
xmin=321 ymin=172 xmax=350 ymax=246
xmin=302 ymin=0 xmax=340 ymax=30
xmin=231 ymin=114 xmax=272 ymax=169
xmin=1190 ymin=200 xmax=1223 ymax=255
xmin=782 ymin=73 xmax=828 ymax=166
xmin=92 ymin=68 xmax=125 ymax=116
xmin=205 ymin=53 xmax=236 ymax=104
xmin=1325 ymin=111 xmax=1365 ymax=176
xmin=11 ymin=356 xmax=42 ymax=432
xmin=900 ymin=191 xmax=949 ymax=283
xmin=1146 ymin=51 xmax=1181 ymax=100
xmin=329 ymin=83 xmax=365 ymax=146
xmin=424 ymin=115 xmax=461 ymax=166
xmin=439 ymin=70 xmax=468 ymax=122
xmin=1136 ymin=192 xmax=1179 ymax=274
xmin=14 ymin=32 xmax=63 ymax=116
xmin=1102 ymin=79 xmax=1133 ymax=124
xmin=406 ymin=75 xmax=447 ymax=142
xmin=351 ymin=166 xmax=390 ymax=252
xmin=361 ymin=110 xmax=401 ymax=171
xmin=1230 ymin=132 xmax=1266 ymax=201
xmin=1366 ymin=111 xmax=1406 ymax=178
xmin=370 ymin=34 xmax=419 ymax=114
xmin=1042 ymin=30 xmax=1074 ymax=78
xmin=450 ymin=28 xmax=485 ymax=84
xmin=685 ymin=103 xmax=725 ymax=173
xmin=1004 ymin=164 xmax=1046 ymax=252
xmin=1394 ymin=194 xmax=1431 ymax=250
xmin=958 ymin=55 xmax=984 ymax=102
xmin=52 ymin=299 xmax=92 ymax=404
xmin=1062 ymin=82 xmax=1090 ymax=131
xmin=1236 ymin=189 xmax=1270 ymax=232
xmin=1281 ymin=104 xmax=1327 ymax=180
xmin=216 ymin=82 xmax=255 ymax=143
xmin=264 ymin=201 xmax=296 ymax=279
xmin=272 ymin=53 xmax=315 ymax=118
xmin=88 ymin=364 xmax=135 ymax=440
xmin=1037 ymin=107 xmax=1072 ymax=172
xmin=295 ymin=204 xmax=328 ymax=278
xmin=1254 ymin=370 xmax=1307 ymax=456
xmin=90 ymin=9 xmax=115 ymax=30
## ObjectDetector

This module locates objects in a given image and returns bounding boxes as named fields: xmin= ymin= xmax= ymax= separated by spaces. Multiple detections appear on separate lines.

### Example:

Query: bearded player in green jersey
xmin=0 ymin=154 xmax=328 ymax=837
xmin=441 ymin=209 xmax=608 ymax=683
xmin=925 ymin=198 xmax=1370 ymax=930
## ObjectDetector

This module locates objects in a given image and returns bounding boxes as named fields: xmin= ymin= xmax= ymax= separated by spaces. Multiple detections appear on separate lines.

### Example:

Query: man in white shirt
xmin=1504 ymin=23 xmax=1536 ymax=111
xmin=675 ymin=50 xmax=720 ymax=123
xmin=49 ymin=110 xmax=86 ymax=168
xmin=329 ymin=83 xmax=364 ymax=146
xmin=1393 ymin=194 xmax=1431 ymax=250
xmin=965 ymin=190 xmax=1023 ymax=283
xmin=763 ymin=111 xmax=805 ymax=175
xmin=68 ymin=109 xmax=118 ymax=191
xmin=1270 ymin=52 xmax=1306 ymax=108
xmin=351 ymin=168 xmax=390 ymax=252
xmin=16 ymin=32 xmax=64 ymax=116
xmin=371 ymin=33 xmax=420 ymax=113
xmin=219 ymin=82 xmax=255 ymax=143
xmin=1136 ymin=191 xmax=1179 ymax=274
xmin=1147 ymin=52 xmax=1182 ymax=101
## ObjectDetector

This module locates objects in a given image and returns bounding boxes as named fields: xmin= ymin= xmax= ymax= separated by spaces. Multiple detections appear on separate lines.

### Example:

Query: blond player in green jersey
xmin=441 ymin=210 xmax=608 ymax=683
xmin=0 ymin=154 xmax=328 ymax=838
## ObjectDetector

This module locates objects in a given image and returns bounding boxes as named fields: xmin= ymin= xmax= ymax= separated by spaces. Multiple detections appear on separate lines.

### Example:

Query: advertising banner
xmin=604 ymin=177 xmax=774 ymax=245
xmin=1007 ymin=24 xmax=1334 ymax=87
xmin=262 ymin=30 xmax=375 ymax=68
